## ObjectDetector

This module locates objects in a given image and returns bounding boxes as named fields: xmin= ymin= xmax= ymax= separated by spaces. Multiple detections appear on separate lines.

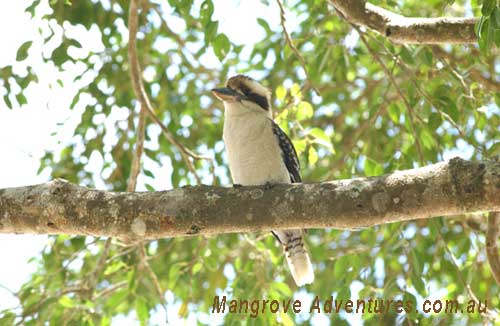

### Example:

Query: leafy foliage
xmin=1 ymin=0 xmax=500 ymax=324
xmin=477 ymin=0 xmax=500 ymax=52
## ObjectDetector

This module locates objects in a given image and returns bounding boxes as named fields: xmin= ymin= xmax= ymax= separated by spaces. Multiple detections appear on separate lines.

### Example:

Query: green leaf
xmin=101 ymin=315 xmax=111 ymax=326
xmin=292 ymin=139 xmax=306 ymax=154
xmin=213 ymin=33 xmax=231 ymax=61
xmin=495 ymin=29 xmax=500 ymax=47
xmin=271 ymin=282 xmax=292 ymax=297
xmin=495 ymin=93 xmax=500 ymax=108
xmin=476 ymin=15 xmax=486 ymax=36
xmin=257 ymin=18 xmax=272 ymax=35
xmin=58 ymin=296 xmax=75 ymax=308
xmin=290 ymin=84 xmax=301 ymax=98
xmin=364 ymin=157 xmax=383 ymax=177
xmin=68 ymin=38 xmax=82 ymax=48
xmin=419 ymin=48 xmax=433 ymax=66
xmin=0 ymin=312 xmax=16 ymax=325
xmin=16 ymin=93 xmax=27 ymax=106
xmin=487 ymin=142 xmax=500 ymax=157
xmin=296 ymin=101 xmax=313 ymax=120
xmin=493 ymin=6 xmax=500 ymax=27
xmin=479 ymin=18 xmax=494 ymax=53
xmin=399 ymin=47 xmax=415 ymax=65
xmin=135 ymin=298 xmax=149 ymax=324
xmin=411 ymin=273 xmax=426 ymax=295
xmin=3 ymin=95 xmax=13 ymax=109
xmin=178 ymin=301 xmax=188 ymax=317
xmin=25 ymin=0 xmax=41 ymax=17
xmin=104 ymin=261 xmax=126 ymax=275
xmin=428 ymin=112 xmax=442 ymax=130
xmin=437 ymin=96 xmax=459 ymax=122
xmin=16 ymin=41 xmax=33 ymax=61
xmin=143 ymin=169 xmax=154 ymax=178
xmin=308 ymin=147 xmax=318 ymax=166
xmin=204 ymin=20 xmax=218 ymax=44
xmin=403 ymin=291 xmax=418 ymax=319
xmin=169 ymin=264 xmax=182 ymax=285
xmin=280 ymin=311 xmax=294 ymax=326
xmin=334 ymin=256 xmax=348 ymax=280
xmin=387 ymin=103 xmax=400 ymax=123
xmin=309 ymin=128 xmax=334 ymax=151
xmin=200 ymin=0 xmax=214 ymax=25
xmin=337 ymin=285 xmax=351 ymax=301
xmin=482 ymin=0 xmax=495 ymax=16
xmin=275 ymin=85 xmax=286 ymax=101
xmin=192 ymin=262 xmax=202 ymax=275
xmin=107 ymin=288 xmax=127 ymax=310
xmin=420 ymin=128 xmax=435 ymax=149
xmin=52 ymin=43 xmax=69 ymax=66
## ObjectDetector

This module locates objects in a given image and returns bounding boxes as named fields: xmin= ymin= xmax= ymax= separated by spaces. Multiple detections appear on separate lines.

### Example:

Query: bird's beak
xmin=211 ymin=87 xmax=241 ymax=102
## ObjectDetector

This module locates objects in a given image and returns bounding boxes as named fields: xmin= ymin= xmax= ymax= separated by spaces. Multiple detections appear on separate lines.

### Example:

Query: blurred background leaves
xmin=1 ymin=0 xmax=499 ymax=324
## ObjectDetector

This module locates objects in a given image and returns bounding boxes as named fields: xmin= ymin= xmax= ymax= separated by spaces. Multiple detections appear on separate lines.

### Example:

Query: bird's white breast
xmin=223 ymin=108 xmax=290 ymax=186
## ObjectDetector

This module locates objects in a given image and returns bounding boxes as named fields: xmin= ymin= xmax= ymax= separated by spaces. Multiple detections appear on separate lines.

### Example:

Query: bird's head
xmin=211 ymin=75 xmax=272 ymax=117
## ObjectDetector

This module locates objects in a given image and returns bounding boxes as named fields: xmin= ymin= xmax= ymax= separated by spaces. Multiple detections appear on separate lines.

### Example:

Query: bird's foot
xmin=264 ymin=182 xmax=274 ymax=190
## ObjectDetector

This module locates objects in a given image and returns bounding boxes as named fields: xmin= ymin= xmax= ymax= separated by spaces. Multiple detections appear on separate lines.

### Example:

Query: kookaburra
xmin=211 ymin=75 xmax=314 ymax=286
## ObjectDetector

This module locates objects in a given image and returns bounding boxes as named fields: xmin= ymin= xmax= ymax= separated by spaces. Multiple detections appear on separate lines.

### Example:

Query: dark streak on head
xmin=226 ymin=75 xmax=270 ymax=111
xmin=240 ymin=86 xmax=270 ymax=110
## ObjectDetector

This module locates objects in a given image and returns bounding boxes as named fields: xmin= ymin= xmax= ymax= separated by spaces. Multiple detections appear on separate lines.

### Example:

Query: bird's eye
xmin=240 ymin=87 xmax=251 ymax=96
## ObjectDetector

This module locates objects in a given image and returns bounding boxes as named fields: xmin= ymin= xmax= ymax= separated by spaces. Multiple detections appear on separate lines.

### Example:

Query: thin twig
xmin=368 ymin=39 xmax=479 ymax=152
xmin=127 ymin=106 xmax=146 ymax=191
xmin=128 ymin=0 xmax=204 ymax=185
xmin=86 ymin=238 xmax=112 ymax=299
xmin=138 ymin=244 xmax=169 ymax=318
xmin=94 ymin=281 xmax=128 ymax=299
xmin=486 ymin=212 xmax=500 ymax=286
xmin=431 ymin=47 xmax=500 ymax=93
xmin=384 ymin=46 xmax=470 ymax=138
xmin=275 ymin=0 xmax=320 ymax=95
xmin=128 ymin=2 xmax=171 ymax=322
xmin=354 ymin=26 xmax=425 ymax=164
xmin=0 ymin=284 xmax=17 ymax=297
xmin=434 ymin=221 xmax=499 ymax=321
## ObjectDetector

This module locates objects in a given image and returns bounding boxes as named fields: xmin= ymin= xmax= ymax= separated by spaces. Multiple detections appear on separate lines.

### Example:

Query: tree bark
xmin=330 ymin=0 xmax=477 ymax=44
xmin=0 ymin=157 xmax=499 ymax=239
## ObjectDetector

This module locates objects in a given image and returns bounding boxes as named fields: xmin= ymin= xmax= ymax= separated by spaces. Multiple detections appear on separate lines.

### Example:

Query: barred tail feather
xmin=286 ymin=248 xmax=314 ymax=286
xmin=273 ymin=230 xmax=314 ymax=286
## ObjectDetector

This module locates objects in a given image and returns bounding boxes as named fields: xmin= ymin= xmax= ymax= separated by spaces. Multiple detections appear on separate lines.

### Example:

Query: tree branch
xmin=329 ymin=0 xmax=477 ymax=44
xmin=1 ymin=158 xmax=499 ymax=239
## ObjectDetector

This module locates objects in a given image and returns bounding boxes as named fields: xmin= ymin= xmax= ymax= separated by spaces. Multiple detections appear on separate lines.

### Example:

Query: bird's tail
xmin=273 ymin=230 xmax=314 ymax=286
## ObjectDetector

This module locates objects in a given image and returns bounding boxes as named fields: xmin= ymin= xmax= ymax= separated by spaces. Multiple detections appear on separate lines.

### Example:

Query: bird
xmin=211 ymin=75 xmax=314 ymax=286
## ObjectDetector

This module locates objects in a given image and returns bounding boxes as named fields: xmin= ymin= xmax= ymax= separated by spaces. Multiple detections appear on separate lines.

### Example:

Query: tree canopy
xmin=1 ymin=0 xmax=500 ymax=325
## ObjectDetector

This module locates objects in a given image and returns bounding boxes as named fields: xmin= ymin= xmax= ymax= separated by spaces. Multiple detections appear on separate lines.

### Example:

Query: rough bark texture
xmin=330 ymin=0 xmax=477 ymax=44
xmin=0 ymin=158 xmax=499 ymax=239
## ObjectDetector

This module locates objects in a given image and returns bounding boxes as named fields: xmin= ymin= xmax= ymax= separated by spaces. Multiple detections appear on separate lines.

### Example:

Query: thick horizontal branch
xmin=330 ymin=0 xmax=477 ymax=44
xmin=0 ymin=158 xmax=499 ymax=239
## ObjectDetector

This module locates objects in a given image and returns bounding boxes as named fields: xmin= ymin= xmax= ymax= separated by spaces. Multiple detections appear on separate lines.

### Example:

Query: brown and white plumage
xmin=211 ymin=75 xmax=314 ymax=286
